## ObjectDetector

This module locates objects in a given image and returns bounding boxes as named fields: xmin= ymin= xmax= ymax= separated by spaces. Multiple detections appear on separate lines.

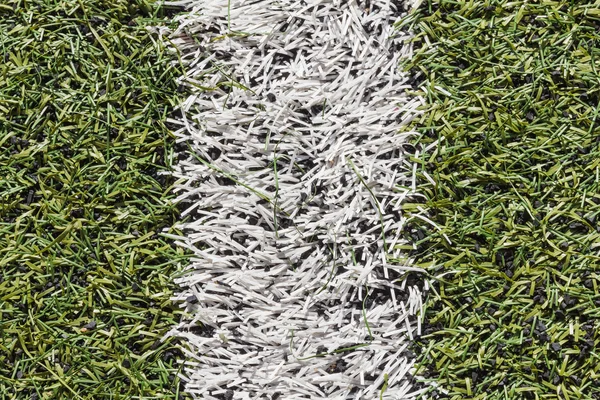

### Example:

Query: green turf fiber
xmin=400 ymin=1 xmax=600 ymax=399
xmin=0 ymin=0 xmax=191 ymax=398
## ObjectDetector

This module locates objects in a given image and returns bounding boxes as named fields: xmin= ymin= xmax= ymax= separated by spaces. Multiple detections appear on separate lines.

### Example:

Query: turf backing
xmin=0 ymin=0 xmax=191 ymax=398
xmin=400 ymin=1 xmax=600 ymax=399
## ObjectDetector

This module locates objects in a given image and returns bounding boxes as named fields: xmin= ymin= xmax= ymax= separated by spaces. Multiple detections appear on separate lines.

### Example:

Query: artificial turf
xmin=401 ymin=1 xmax=600 ymax=398
xmin=0 ymin=0 xmax=191 ymax=398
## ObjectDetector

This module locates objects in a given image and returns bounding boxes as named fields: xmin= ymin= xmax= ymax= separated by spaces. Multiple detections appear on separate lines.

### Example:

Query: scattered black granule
xmin=188 ymin=324 xmax=215 ymax=338
xmin=83 ymin=320 xmax=96 ymax=330
xmin=185 ymin=295 xmax=198 ymax=304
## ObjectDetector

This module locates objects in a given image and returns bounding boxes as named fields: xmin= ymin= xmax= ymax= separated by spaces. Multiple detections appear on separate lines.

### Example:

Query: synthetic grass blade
xmin=400 ymin=1 xmax=600 ymax=399
xmin=161 ymin=0 xmax=429 ymax=397
xmin=0 ymin=0 xmax=191 ymax=398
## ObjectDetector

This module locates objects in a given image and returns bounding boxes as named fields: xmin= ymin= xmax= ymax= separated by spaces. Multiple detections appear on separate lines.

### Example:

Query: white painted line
xmin=161 ymin=0 xmax=429 ymax=398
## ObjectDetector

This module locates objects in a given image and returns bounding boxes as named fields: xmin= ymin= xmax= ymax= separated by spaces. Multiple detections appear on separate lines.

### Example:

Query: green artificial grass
xmin=400 ymin=1 xmax=600 ymax=399
xmin=0 ymin=0 xmax=191 ymax=398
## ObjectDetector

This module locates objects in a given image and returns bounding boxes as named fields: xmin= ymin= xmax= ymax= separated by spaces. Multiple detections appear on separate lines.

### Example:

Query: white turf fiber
xmin=161 ymin=0 xmax=428 ymax=398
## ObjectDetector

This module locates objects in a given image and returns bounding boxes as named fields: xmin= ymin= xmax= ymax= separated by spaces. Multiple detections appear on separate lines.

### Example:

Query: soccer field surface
xmin=1 ymin=0 xmax=600 ymax=399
